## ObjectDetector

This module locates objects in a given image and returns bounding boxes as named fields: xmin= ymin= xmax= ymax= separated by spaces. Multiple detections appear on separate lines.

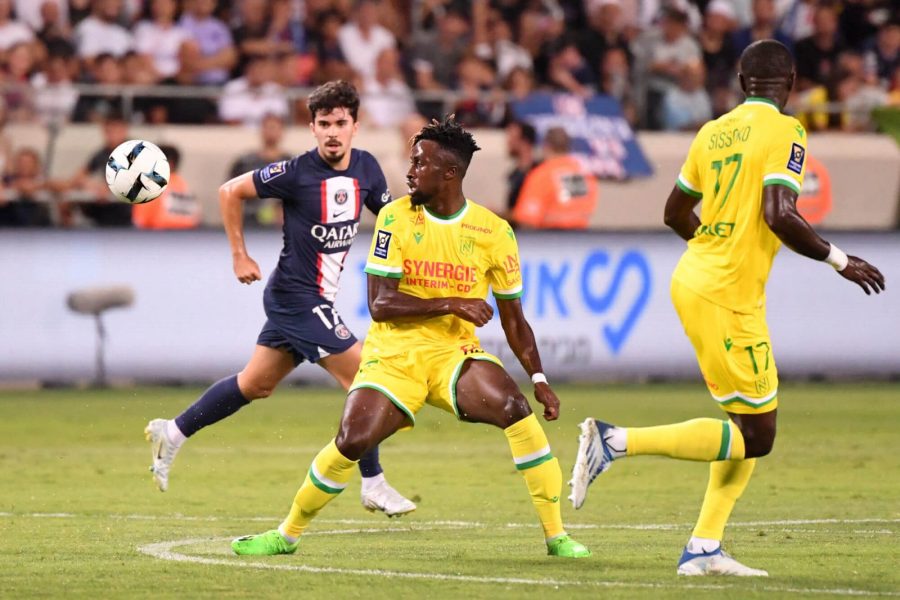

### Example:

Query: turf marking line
xmin=136 ymin=535 xmax=900 ymax=597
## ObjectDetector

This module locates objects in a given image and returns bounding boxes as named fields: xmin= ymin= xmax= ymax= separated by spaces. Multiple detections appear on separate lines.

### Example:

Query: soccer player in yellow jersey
xmin=569 ymin=40 xmax=885 ymax=576
xmin=231 ymin=117 xmax=591 ymax=559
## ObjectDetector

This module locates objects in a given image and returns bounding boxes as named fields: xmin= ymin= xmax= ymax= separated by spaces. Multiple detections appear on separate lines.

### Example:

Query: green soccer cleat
xmin=231 ymin=530 xmax=299 ymax=556
xmin=547 ymin=534 xmax=592 ymax=558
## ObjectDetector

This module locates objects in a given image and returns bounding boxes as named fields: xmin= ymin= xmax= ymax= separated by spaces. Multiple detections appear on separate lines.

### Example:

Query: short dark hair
xmin=307 ymin=80 xmax=360 ymax=121
xmin=544 ymin=127 xmax=571 ymax=153
xmin=413 ymin=116 xmax=481 ymax=174
xmin=157 ymin=144 xmax=180 ymax=171
xmin=739 ymin=39 xmax=794 ymax=80
xmin=515 ymin=121 xmax=537 ymax=145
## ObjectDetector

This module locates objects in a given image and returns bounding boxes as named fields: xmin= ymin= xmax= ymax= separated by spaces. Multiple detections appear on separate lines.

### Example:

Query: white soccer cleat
xmin=361 ymin=479 xmax=417 ymax=518
xmin=568 ymin=418 xmax=616 ymax=509
xmin=144 ymin=418 xmax=180 ymax=492
xmin=677 ymin=547 xmax=769 ymax=577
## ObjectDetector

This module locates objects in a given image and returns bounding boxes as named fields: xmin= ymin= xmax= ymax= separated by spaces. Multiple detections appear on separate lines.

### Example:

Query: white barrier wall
xmin=1 ymin=230 xmax=897 ymax=384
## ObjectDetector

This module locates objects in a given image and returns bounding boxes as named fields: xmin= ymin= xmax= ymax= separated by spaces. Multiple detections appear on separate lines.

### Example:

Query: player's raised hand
xmin=449 ymin=298 xmax=494 ymax=326
xmin=233 ymin=254 xmax=262 ymax=285
xmin=839 ymin=256 xmax=885 ymax=295
xmin=534 ymin=382 xmax=560 ymax=421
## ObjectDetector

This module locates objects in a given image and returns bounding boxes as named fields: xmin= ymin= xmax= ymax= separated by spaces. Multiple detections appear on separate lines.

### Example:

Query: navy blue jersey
xmin=252 ymin=148 xmax=391 ymax=302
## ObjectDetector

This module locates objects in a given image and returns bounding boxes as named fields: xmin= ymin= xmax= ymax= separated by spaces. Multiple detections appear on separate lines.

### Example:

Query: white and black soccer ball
xmin=105 ymin=139 xmax=170 ymax=204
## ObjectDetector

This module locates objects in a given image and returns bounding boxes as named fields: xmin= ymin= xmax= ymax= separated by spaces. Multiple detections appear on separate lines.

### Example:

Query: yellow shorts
xmin=348 ymin=340 xmax=503 ymax=426
xmin=671 ymin=279 xmax=778 ymax=415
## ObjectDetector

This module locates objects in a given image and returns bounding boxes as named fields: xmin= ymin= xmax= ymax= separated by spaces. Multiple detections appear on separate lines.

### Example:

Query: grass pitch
xmin=0 ymin=383 xmax=897 ymax=598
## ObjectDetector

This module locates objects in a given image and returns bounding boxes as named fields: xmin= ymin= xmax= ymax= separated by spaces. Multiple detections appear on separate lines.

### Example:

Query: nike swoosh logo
xmin=332 ymin=210 xmax=350 ymax=219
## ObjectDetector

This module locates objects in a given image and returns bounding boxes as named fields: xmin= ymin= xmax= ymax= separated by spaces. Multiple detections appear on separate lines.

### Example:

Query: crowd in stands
xmin=0 ymin=0 xmax=895 ymax=130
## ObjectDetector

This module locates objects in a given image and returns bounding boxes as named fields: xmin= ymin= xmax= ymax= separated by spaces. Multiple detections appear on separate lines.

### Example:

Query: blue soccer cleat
xmin=568 ymin=418 xmax=618 ymax=509
xmin=677 ymin=546 xmax=769 ymax=577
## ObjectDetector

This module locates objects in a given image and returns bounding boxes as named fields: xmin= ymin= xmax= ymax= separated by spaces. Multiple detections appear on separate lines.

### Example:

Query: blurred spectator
xmin=231 ymin=0 xmax=297 ymax=75
xmin=838 ymin=0 xmax=883 ymax=51
xmin=578 ymin=0 xmax=630 ymax=85
xmin=599 ymin=47 xmax=637 ymax=124
xmin=795 ymin=3 xmax=846 ymax=91
xmin=122 ymin=51 xmax=158 ymax=85
xmin=219 ymin=55 xmax=289 ymax=126
xmin=16 ymin=0 xmax=69 ymax=32
xmin=337 ymin=0 xmax=396 ymax=81
xmin=361 ymin=47 xmax=417 ymax=129
xmin=504 ymin=120 xmax=537 ymax=214
xmin=74 ymin=0 xmax=133 ymax=63
xmin=0 ymin=147 xmax=52 ymax=227
xmin=312 ymin=9 xmax=352 ymax=84
xmin=635 ymin=6 xmax=701 ymax=129
xmin=0 ymin=0 xmax=35 ymax=56
xmin=228 ymin=113 xmax=290 ymax=227
xmin=410 ymin=5 xmax=470 ymax=91
xmin=453 ymin=55 xmax=502 ymax=128
xmin=55 ymin=111 xmax=133 ymax=227
xmin=662 ymin=62 xmax=713 ymax=131
xmin=2 ymin=42 xmax=36 ymax=120
xmin=179 ymin=0 xmax=237 ymax=85
xmin=134 ymin=0 xmax=189 ymax=83
xmin=132 ymin=145 xmax=201 ymax=229
xmin=864 ymin=18 xmax=899 ymax=89
xmin=503 ymin=66 xmax=536 ymax=104
xmin=0 ymin=97 xmax=10 ymax=174
xmin=36 ymin=1 xmax=73 ymax=50
xmin=474 ymin=6 xmax=532 ymax=82
xmin=699 ymin=0 xmax=739 ymax=116
xmin=834 ymin=54 xmax=889 ymax=132
xmin=30 ymin=45 xmax=78 ymax=124
xmin=72 ymin=53 xmax=123 ymax=122
xmin=780 ymin=0 xmax=816 ymax=43
xmin=512 ymin=127 xmax=598 ymax=230
xmin=542 ymin=37 xmax=595 ymax=97
xmin=732 ymin=0 xmax=792 ymax=54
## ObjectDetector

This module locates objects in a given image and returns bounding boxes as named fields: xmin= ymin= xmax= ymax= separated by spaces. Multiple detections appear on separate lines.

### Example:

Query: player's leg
xmin=145 ymin=344 xmax=295 ymax=491
xmin=232 ymin=388 xmax=410 ymax=555
xmin=453 ymin=359 xmax=590 ymax=558
xmin=318 ymin=342 xmax=416 ymax=516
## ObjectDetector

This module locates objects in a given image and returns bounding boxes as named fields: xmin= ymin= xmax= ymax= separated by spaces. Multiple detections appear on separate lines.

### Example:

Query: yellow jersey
xmin=363 ymin=196 xmax=523 ymax=346
xmin=673 ymin=96 xmax=808 ymax=313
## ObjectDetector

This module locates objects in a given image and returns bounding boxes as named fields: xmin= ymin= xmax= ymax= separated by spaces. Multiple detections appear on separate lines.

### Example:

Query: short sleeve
xmin=252 ymin=157 xmax=295 ymax=201
xmin=363 ymin=205 xmax=403 ymax=279
xmin=761 ymin=120 xmax=807 ymax=194
xmin=675 ymin=132 xmax=704 ymax=199
xmin=488 ymin=223 xmax=524 ymax=300
xmin=364 ymin=159 xmax=392 ymax=215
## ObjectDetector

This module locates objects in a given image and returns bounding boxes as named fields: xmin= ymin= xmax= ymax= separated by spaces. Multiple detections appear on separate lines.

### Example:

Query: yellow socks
xmin=280 ymin=439 xmax=357 ymax=539
xmin=505 ymin=413 xmax=565 ymax=540
xmin=693 ymin=458 xmax=757 ymax=539
xmin=626 ymin=418 xmax=745 ymax=461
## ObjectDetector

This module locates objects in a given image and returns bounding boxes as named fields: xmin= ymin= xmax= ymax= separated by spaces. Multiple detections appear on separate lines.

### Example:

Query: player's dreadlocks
xmin=413 ymin=116 xmax=481 ymax=175
xmin=308 ymin=80 xmax=360 ymax=121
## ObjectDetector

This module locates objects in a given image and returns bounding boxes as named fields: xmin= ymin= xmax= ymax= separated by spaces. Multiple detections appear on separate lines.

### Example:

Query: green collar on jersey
xmin=424 ymin=200 xmax=468 ymax=222
xmin=743 ymin=96 xmax=781 ymax=112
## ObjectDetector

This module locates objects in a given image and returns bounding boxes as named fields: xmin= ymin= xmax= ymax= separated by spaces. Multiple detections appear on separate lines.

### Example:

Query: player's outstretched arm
xmin=219 ymin=172 xmax=262 ymax=285
xmin=663 ymin=185 xmax=702 ymax=241
xmin=763 ymin=185 xmax=885 ymax=295
xmin=367 ymin=275 xmax=494 ymax=325
xmin=497 ymin=298 xmax=559 ymax=421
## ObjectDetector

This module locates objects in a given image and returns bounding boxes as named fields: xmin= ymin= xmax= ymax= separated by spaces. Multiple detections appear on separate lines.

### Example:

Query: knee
xmin=335 ymin=425 xmax=372 ymax=461
xmin=237 ymin=374 xmax=275 ymax=401
xmin=740 ymin=422 xmax=777 ymax=458
xmin=501 ymin=394 xmax=532 ymax=428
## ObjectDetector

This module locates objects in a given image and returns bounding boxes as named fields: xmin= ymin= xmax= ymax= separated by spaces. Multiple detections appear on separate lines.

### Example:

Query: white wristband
xmin=531 ymin=372 xmax=548 ymax=385
xmin=825 ymin=243 xmax=849 ymax=271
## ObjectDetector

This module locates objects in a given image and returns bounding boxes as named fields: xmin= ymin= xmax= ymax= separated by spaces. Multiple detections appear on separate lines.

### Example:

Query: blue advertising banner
xmin=511 ymin=93 xmax=654 ymax=180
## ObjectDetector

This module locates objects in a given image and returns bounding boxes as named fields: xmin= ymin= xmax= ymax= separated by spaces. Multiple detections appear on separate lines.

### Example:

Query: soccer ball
xmin=105 ymin=140 xmax=170 ymax=204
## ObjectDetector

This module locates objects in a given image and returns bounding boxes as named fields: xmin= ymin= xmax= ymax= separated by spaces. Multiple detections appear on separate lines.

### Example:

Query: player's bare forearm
xmin=663 ymin=185 xmax=701 ymax=241
xmin=497 ymin=298 xmax=543 ymax=377
xmin=368 ymin=275 xmax=493 ymax=325
xmin=763 ymin=185 xmax=829 ymax=260
xmin=219 ymin=172 xmax=262 ymax=284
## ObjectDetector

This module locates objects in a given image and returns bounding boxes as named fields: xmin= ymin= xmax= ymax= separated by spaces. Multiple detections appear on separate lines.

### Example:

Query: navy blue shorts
xmin=257 ymin=291 xmax=357 ymax=366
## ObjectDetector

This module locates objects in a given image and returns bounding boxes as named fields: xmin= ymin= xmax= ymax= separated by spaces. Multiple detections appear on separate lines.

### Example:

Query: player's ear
xmin=444 ymin=163 xmax=458 ymax=180
xmin=738 ymin=72 xmax=747 ymax=95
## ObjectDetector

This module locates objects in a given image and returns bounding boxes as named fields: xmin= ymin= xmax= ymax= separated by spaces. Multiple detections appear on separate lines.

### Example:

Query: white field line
xmin=2 ymin=512 xmax=898 ymax=531
xmin=136 ymin=534 xmax=900 ymax=597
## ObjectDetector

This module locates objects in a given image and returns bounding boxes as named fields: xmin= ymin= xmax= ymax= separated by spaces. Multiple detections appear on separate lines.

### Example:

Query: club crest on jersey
xmin=334 ymin=189 xmax=348 ymax=205
xmin=787 ymin=143 xmax=805 ymax=174
xmin=459 ymin=236 xmax=476 ymax=257
xmin=374 ymin=229 xmax=392 ymax=259
xmin=260 ymin=161 xmax=286 ymax=183
xmin=334 ymin=323 xmax=351 ymax=340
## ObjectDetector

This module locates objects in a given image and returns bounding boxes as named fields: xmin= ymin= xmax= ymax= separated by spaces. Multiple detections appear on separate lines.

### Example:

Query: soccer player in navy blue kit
xmin=145 ymin=81 xmax=415 ymax=517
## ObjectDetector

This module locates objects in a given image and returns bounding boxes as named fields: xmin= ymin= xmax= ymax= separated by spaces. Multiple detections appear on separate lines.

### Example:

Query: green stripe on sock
xmin=308 ymin=467 xmax=344 ymax=494
xmin=515 ymin=452 xmax=554 ymax=471
xmin=716 ymin=421 xmax=731 ymax=461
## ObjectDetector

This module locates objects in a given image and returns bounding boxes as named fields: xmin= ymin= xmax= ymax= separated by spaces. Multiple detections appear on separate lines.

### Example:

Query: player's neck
xmin=743 ymin=90 xmax=784 ymax=111
xmin=424 ymin=192 xmax=466 ymax=219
